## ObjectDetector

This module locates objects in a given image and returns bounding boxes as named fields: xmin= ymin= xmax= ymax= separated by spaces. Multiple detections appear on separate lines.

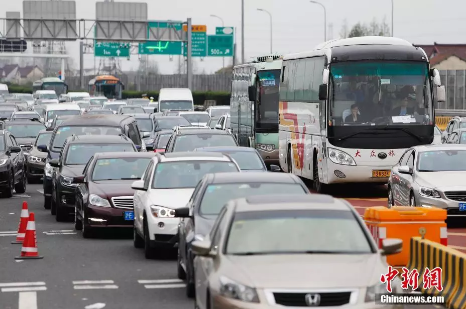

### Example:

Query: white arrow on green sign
xmin=94 ymin=42 xmax=130 ymax=58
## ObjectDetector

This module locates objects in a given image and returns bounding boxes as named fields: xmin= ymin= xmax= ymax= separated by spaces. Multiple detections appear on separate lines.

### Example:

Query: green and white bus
xmin=230 ymin=55 xmax=282 ymax=166
xmin=32 ymin=77 xmax=68 ymax=96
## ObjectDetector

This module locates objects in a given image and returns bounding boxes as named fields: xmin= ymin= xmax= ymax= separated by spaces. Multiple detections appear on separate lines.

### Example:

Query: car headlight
xmin=60 ymin=175 xmax=76 ymax=187
xmin=365 ymin=283 xmax=387 ymax=302
xmin=219 ymin=276 xmax=259 ymax=303
xmin=0 ymin=159 xmax=7 ymax=166
xmin=419 ymin=187 xmax=441 ymax=198
xmin=328 ymin=148 xmax=357 ymax=166
xmin=194 ymin=234 xmax=204 ymax=241
xmin=89 ymin=194 xmax=111 ymax=207
xmin=44 ymin=162 xmax=53 ymax=177
xmin=150 ymin=205 xmax=176 ymax=218
xmin=28 ymin=156 xmax=41 ymax=163
xmin=256 ymin=143 xmax=275 ymax=152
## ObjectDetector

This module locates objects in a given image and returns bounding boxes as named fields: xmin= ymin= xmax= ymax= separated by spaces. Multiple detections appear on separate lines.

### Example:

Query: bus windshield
xmin=256 ymin=70 xmax=280 ymax=132
xmin=42 ymin=83 xmax=67 ymax=96
xmin=329 ymin=61 xmax=432 ymax=127
xmin=159 ymin=101 xmax=192 ymax=111
xmin=93 ymin=80 xmax=122 ymax=99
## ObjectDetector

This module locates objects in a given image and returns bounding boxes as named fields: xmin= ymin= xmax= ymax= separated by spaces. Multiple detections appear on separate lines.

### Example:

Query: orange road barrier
xmin=364 ymin=206 xmax=447 ymax=267
xmin=15 ymin=213 xmax=43 ymax=260
xmin=11 ymin=201 xmax=29 ymax=244
xmin=436 ymin=116 xmax=452 ymax=131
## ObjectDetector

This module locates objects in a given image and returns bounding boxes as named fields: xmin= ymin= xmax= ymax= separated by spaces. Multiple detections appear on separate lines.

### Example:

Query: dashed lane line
xmin=0 ymin=282 xmax=47 ymax=293
xmin=73 ymin=280 xmax=118 ymax=290
xmin=138 ymin=279 xmax=184 ymax=289
xmin=37 ymin=190 xmax=44 ymax=194
xmin=2 ymin=287 xmax=47 ymax=293
xmin=0 ymin=231 xmax=16 ymax=237
xmin=0 ymin=282 xmax=46 ymax=288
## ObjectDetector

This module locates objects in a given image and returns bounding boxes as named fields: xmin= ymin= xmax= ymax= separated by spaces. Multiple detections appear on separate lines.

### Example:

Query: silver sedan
xmin=388 ymin=144 xmax=466 ymax=219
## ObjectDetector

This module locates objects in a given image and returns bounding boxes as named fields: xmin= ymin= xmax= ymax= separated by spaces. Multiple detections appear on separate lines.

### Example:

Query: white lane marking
xmin=0 ymin=282 xmax=45 ymax=288
xmin=43 ymin=232 xmax=77 ymax=235
xmin=12 ymin=195 xmax=31 ymax=198
xmin=37 ymin=190 xmax=44 ymax=194
xmin=144 ymin=284 xmax=185 ymax=289
xmin=73 ymin=285 xmax=118 ymax=290
xmin=85 ymin=303 xmax=106 ymax=309
xmin=2 ymin=287 xmax=47 ymax=293
xmin=0 ymin=234 xmax=16 ymax=237
xmin=9 ymin=213 xmax=15 ymax=215
xmin=138 ymin=279 xmax=183 ymax=284
xmin=73 ymin=280 xmax=114 ymax=285
xmin=19 ymin=291 xmax=37 ymax=309
xmin=0 ymin=231 xmax=17 ymax=234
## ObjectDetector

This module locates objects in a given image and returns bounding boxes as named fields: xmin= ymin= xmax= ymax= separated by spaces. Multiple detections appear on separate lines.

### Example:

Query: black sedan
xmin=0 ymin=130 xmax=27 ymax=197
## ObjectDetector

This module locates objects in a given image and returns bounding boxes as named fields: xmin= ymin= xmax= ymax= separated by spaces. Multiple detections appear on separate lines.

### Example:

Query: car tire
xmin=410 ymin=192 xmax=417 ymax=207
xmin=144 ymin=219 xmax=156 ymax=259
xmin=27 ymin=176 xmax=36 ymax=184
xmin=56 ymin=201 xmax=67 ymax=222
xmin=177 ymin=246 xmax=186 ymax=280
xmin=388 ymin=187 xmax=394 ymax=208
xmin=51 ymin=195 xmax=56 ymax=215
xmin=133 ymin=227 xmax=144 ymax=248
xmin=14 ymin=170 xmax=27 ymax=194
xmin=44 ymin=196 xmax=51 ymax=210
xmin=186 ymin=257 xmax=195 ymax=298
xmin=3 ymin=171 xmax=14 ymax=198
xmin=313 ymin=158 xmax=326 ymax=193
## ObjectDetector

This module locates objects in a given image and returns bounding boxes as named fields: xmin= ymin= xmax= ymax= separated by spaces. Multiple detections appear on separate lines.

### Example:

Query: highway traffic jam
xmin=1 ymin=37 xmax=466 ymax=309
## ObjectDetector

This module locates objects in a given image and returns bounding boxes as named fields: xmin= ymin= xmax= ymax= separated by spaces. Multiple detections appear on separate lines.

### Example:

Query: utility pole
xmin=187 ymin=18 xmax=193 ymax=90
xmin=79 ymin=41 xmax=84 ymax=89
xmin=241 ymin=0 xmax=245 ymax=64
xmin=391 ymin=0 xmax=394 ymax=36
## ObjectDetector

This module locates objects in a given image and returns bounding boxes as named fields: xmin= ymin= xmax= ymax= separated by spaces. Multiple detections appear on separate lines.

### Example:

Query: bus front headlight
xmin=328 ymin=148 xmax=356 ymax=166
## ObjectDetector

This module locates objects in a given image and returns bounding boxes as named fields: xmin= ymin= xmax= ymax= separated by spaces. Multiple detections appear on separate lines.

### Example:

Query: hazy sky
xmin=2 ymin=0 xmax=465 ymax=74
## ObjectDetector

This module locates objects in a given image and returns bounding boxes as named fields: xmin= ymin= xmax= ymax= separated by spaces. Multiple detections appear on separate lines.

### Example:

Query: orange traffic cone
xmin=15 ymin=213 xmax=43 ymax=260
xmin=11 ymin=201 xmax=29 ymax=244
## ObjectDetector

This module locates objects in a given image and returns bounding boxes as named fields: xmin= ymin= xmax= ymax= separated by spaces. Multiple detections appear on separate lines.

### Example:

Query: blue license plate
xmin=124 ymin=211 xmax=134 ymax=220
xmin=459 ymin=204 xmax=466 ymax=211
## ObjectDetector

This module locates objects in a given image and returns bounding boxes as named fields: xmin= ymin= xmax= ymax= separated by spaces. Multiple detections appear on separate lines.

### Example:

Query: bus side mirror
xmin=248 ymin=85 xmax=256 ymax=102
xmin=437 ymin=86 xmax=446 ymax=103
xmin=431 ymin=68 xmax=441 ymax=86
xmin=319 ymin=84 xmax=328 ymax=101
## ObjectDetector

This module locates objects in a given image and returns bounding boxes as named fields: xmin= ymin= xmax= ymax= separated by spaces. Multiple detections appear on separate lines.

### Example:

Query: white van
xmin=0 ymin=84 xmax=8 ymax=96
xmin=44 ymin=104 xmax=81 ymax=127
xmin=67 ymin=92 xmax=90 ymax=102
xmin=34 ymin=90 xmax=59 ymax=104
xmin=158 ymin=88 xmax=194 ymax=112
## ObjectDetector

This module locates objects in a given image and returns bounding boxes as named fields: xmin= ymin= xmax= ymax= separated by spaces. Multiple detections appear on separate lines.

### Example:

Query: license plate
xmin=124 ymin=211 xmax=134 ymax=220
xmin=372 ymin=170 xmax=391 ymax=178
xmin=459 ymin=204 xmax=466 ymax=212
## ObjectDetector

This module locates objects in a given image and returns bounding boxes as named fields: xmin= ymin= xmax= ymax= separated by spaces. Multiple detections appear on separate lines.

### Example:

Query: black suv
xmin=0 ymin=130 xmax=27 ymax=197
xmin=39 ymin=114 xmax=144 ymax=209
xmin=49 ymin=134 xmax=137 ymax=221
xmin=2 ymin=120 xmax=46 ymax=153
xmin=164 ymin=128 xmax=238 ymax=152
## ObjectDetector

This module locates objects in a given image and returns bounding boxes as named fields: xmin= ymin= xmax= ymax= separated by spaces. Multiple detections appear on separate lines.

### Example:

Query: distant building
xmin=416 ymin=43 xmax=466 ymax=70
xmin=0 ymin=65 xmax=44 ymax=85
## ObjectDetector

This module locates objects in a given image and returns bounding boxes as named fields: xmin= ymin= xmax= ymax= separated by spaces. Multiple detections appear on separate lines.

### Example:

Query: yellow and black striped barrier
xmin=407 ymin=237 xmax=466 ymax=308
xmin=436 ymin=116 xmax=452 ymax=131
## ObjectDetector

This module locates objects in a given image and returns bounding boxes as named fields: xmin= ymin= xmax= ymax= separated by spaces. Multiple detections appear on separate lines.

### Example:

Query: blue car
xmin=193 ymin=146 xmax=281 ymax=172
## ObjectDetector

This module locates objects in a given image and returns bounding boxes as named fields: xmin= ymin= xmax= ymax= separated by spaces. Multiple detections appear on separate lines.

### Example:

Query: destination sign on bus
xmin=96 ymin=80 xmax=118 ymax=85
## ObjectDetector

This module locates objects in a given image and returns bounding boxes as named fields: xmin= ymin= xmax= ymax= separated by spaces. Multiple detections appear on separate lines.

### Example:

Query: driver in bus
xmin=391 ymin=86 xmax=415 ymax=116
xmin=344 ymin=104 xmax=364 ymax=123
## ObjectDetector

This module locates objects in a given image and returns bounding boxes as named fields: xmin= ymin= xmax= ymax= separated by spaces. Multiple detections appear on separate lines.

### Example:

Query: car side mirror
xmin=215 ymin=124 xmax=222 ymax=130
xmin=398 ymin=165 xmax=412 ymax=175
xmin=192 ymin=240 xmax=215 ymax=257
xmin=269 ymin=164 xmax=281 ymax=172
xmin=49 ymin=159 xmax=60 ymax=168
xmin=175 ymin=207 xmax=190 ymax=218
xmin=143 ymin=132 xmax=150 ymax=138
xmin=73 ymin=175 xmax=85 ymax=184
xmin=248 ymin=85 xmax=256 ymax=102
xmin=131 ymin=180 xmax=146 ymax=191
xmin=380 ymin=238 xmax=402 ymax=256
xmin=319 ymin=84 xmax=328 ymax=100
xmin=37 ymin=144 xmax=48 ymax=152
xmin=437 ymin=85 xmax=446 ymax=103
xmin=10 ymin=146 xmax=22 ymax=153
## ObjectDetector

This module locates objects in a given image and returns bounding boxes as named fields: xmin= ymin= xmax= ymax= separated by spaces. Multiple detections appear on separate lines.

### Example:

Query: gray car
xmin=444 ymin=128 xmax=466 ymax=144
xmin=388 ymin=144 xmax=466 ymax=218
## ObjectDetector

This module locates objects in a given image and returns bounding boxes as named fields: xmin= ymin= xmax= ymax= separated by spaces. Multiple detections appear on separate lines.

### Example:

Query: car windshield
xmin=39 ymin=93 xmax=57 ymax=100
xmin=174 ymin=134 xmax=237 ymax=152
xmin=90 ymin=98 xmax=108 ymax=106
xmin=92 ymin=157 xmax=151 ymax=181
xmin=106 ymin=104 xmax=125 ymax=111
xmin=35 ymin=132 xmax=52 ymax=146
xmin=52 ymin=126 xmax=123 ymax=149
xmin=181 ymin=113 xmax=210 ymax=124
xmin=159 ymin=100 xmax=192 ymax=111
xmin=136 ymin=119 xmax=153 ymax=132
xmin=65 ymin=143 xmax=135 ymax=165
xmin=47 ymin=110 xmax=80 ymax=119
xmin=418 ymin=150 xmax=466 ymax=172
xmin=226 ymin=209 xmax=372 ymax=255
xmin=200 ymin=183 xmax=306 ymax=215
xmin=129 ymin=99 xmax=150 ymax=106
xmin=152 ymin=161 xmax=239 ymax=189
xmin=224 ymin=151 xmax=265 ymax=170
xmin=70 ymin=96 xmax=87 ymax=101
xmin=77 ymin=102 xmax=90 ymax=109
xmin=209 ymin=118 xmax=220 ymax=128
xmin=210 ymin=108 xmax=230 ymax=117
xmin=88 ymin=110 xmax=113 ymax=115
xmin=0 ymin=110 xmax=14 ymax=118
xmin=156 ymin=118 xmax=190 ymax=130
xmin=329 ymin=61 xmax=432 ymax=126
xmin=17 ymin=94 xmax=33 ymax=100
xmin=6 ymin=124 xmax=45 ymax=138
xmin=13 ymin=113 xmax=38 ymax=119
xmin=121 ymin=106 xmax=145 ymax=114
xmin=156 ymin=134 xmax=171 ymax=148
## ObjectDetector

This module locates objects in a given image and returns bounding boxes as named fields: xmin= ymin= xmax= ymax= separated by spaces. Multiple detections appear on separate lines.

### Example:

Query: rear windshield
xmin=47 ymin=110 xmax=80 ymax=119
xmin=156 ymin=134 xmax=171 ymax=148
xmin=156 ymin=118 xmax=190 ymax=130
xmin=174 ymin=134 xmax=237 ymax=152
xmin=52 ymin=126 xmax=123 ymax=149
xmin=181 ymin=113 xmax=210 ymax=124
xmin=65 ymin=143 xmax=135 ymax=165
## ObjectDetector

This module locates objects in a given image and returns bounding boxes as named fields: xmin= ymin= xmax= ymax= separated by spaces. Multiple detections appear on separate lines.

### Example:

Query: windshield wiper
xmin=232 ymin=250 xmax=353 ymax=255
xmin=373 ymin=127 xmax=423 ymax=142
xmin=338 ymin=127 xmax=423 ymax=142
xmin=337 ymin=129 xmax=386 ymax=141
xmin=120 ymin=177 xmax=140 ymax=180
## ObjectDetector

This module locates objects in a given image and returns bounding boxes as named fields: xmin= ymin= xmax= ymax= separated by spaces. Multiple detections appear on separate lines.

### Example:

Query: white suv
xmin=131 ymin=152 xmax=240 ymax=258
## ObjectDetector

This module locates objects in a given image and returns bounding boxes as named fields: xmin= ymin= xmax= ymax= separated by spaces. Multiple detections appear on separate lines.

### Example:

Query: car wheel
xmin=186 ymin=256 xmax=195 ymax=298
xmin=56 ymin=200 xmax=67 ymax=222
xmin=44 ymin=196 xmax=51 ymax=210
xmin=82 ymin=213 xmax=94 ymax=238
xmin=410 ymin=193 xmax=417 ymax=207
xmin=14 ymin=169 xmax=27 ymax=194
xmin=313 ymin=158 xmax=326 ymax=193
xmin=3 ymin=171 xmax=14 ymax=198
xmin=74 ymin=209 xmax=83 ymax=231
xmin=51 ymin=195 xmax=57 ymax=215
xmin=177 ymin=246 xmax=186 ymax=280
xmin=133 ymin=226 xmax=144 ymax=248
xmin=388 ymin=187 xmax=394 ymax=208
xmin=144 ymin=219 xmax=156 ymax=259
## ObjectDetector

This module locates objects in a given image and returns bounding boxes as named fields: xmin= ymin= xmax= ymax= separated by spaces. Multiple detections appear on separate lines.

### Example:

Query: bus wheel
xmin=313 ymin=158 xmax=326 ymax=193
xmin=287 ymin=147 xmax=292 ymax=174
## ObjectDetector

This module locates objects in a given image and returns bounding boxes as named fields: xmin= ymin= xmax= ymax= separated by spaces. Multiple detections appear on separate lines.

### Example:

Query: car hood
xmin=241 ymin=169 xmax=267 ymax=173
xmin=194 ymin=215 xmax=217 ymax=237
xmin=190 ymin=122 xmax=208 ymax=127
xmin=29 ymin=148 xmax=47 ymax=158
xmin=147 ymin=188 xmax=194 ymax=208
xmin=61 ymin=165 xmax=86 ymax=177
xmin=416 ymin=172 xmax=466 ymax=191
xmin=40 ymin=99 xmax=59 ymax=104
xmin=91 ymin=180 xmax=136 ymax=198
xmin=225 ymin=254 xmax=382 ymax=289
xmin=16 ymin=138 xmax=36 ymax=146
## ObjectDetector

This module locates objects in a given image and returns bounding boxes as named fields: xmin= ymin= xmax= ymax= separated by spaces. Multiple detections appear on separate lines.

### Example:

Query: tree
xmin=343 ymin=17 xmax=391 ymax=38
xmin=348 ymin=22 xmax=368 ymax=38
xmin=339 ymin=19 xmax=349 ymax=39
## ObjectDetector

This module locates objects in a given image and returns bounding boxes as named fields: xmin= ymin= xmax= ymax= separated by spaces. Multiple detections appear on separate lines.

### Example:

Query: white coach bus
xmin=278 ymin=36 xmax=446 ymax=192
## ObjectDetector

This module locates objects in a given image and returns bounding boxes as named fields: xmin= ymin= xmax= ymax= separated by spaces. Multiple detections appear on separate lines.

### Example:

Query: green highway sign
xmin=216 ymin=27 xmax=234 ymax=36
xmin=207 ymin=35 xmax=234 ymax=57
xmin=183 ymin=25 xmax=207 ymax=57
xmin=94 ymin=42 xmax=130 ymax=57
xmin=138 ymin=41 xmax=183 ymax=55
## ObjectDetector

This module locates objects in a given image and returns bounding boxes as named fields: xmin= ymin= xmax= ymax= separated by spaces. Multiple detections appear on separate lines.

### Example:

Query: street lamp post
xmin=210 ymin=14 xmax=226 ymax=70
xmin=309 ymin=0 xmax=326 ymax=41
xmin=391 ymin=0 xmax=394 ymax=36
xmin=257 ymin=8 xmax=272 ymax=54
xmin=241 ymin=0 xmax=245 ymax=64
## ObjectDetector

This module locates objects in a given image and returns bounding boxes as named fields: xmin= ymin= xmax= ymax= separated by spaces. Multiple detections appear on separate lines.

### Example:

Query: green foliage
xmin=343 ymin=17 xmax=391 ymax=38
